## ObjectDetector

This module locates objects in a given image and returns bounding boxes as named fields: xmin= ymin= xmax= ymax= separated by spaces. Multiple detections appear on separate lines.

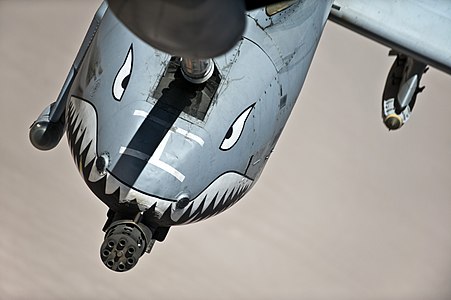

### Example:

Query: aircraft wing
xmin=329 ymin=0 xmax=451 ymax=75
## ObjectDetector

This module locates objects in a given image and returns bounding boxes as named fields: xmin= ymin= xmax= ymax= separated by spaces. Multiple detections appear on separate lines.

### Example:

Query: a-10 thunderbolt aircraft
xmin=29 ymin=0 xmax=451 ymax=272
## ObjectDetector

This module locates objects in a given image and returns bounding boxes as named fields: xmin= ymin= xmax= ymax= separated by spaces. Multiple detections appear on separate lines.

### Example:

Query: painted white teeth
xmin=155 ymin=200 xmax=172 ymax=217
xmin=118 ymin=186 xmax=131 ymax=202
xmin=170 ymin=202 xmax=190 ymax=222
xmin=79 ymin=129 xmax=91 ymax=152
xmin=88 ymin=162 xmax=102 ymax=182
xmin=201 ymin=193 xmax=216 ymax=214
xmin=73 ymin=118 xmax=83 ymax=143
xmin=69 ymin=97 xmax=253 ymax=223
xmin=69 ymin=110 xmax=77 ymax=127
xmin=105 ymin=173 xmax=120 ymax=194
xmin=172 ymin=173 xmax=253 ymax=223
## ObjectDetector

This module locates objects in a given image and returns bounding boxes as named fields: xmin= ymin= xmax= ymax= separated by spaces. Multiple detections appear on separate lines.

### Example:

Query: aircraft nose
xmin=107 ymin=112 xmax=207 ymax=200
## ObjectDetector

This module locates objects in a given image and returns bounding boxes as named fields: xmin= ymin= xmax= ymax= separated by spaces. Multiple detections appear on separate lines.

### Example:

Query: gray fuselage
xmin=66 ymin=1 xmax=332 ymax=226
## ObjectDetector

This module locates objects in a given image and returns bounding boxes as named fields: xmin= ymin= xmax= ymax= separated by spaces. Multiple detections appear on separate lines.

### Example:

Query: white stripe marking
xmin=134 ymin=110 xmax=204 ymax=147
xmin=174 ymin=127 xmax=204 ymax=146
xmin=119 ymin=133 xmax=185 ymax=182
xmin=149 ymin=133 xmax=185 ymax=182
xmin=119 ymin=146 xmax=149 ymax=161
xmin=133 ymin=110 xmax=149 ymax=118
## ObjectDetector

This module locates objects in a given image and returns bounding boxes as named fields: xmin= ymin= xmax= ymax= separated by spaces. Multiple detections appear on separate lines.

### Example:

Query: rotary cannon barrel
xmin=100 ymin=220 xmax=153 ymax=272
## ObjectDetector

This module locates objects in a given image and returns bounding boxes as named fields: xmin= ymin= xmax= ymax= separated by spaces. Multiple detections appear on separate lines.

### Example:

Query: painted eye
xmin=113 ymin=46 xmax=133 ymax=101
xmin=220 ymin=104 xmax=254 ymax=151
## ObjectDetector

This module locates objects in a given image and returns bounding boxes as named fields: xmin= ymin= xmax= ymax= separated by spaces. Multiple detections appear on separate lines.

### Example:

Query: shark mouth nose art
xmin=66 ymin=96 xmax=253 ymax=225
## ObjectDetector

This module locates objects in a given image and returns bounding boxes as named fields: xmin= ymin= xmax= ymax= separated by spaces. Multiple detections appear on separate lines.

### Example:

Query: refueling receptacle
xmin=180 ymin=57 xmax=214 ymax=84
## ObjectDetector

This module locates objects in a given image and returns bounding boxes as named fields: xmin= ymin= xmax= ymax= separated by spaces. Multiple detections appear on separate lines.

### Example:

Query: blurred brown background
xmin=1 ymin=1 xmax=451 ymax=299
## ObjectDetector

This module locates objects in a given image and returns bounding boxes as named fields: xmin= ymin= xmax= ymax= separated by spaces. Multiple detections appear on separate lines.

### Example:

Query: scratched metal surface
xmin=1 ymin=1 xmax=451 ymax=300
